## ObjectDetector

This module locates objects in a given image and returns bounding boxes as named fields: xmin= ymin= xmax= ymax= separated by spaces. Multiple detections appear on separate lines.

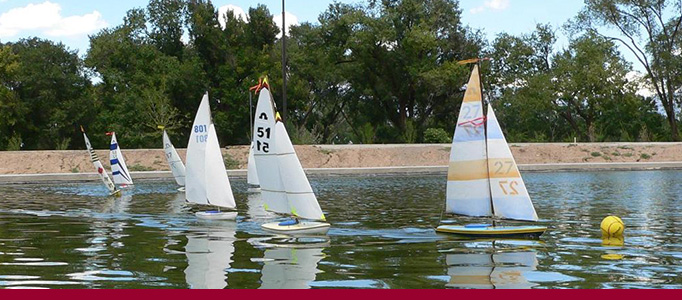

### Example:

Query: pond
xmin=1 ymin=171 xmax=681 ymax=288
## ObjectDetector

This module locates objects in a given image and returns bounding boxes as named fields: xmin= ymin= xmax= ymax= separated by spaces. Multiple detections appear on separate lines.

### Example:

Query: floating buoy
xmin=601 ymin=216 xmax=625 ymax=238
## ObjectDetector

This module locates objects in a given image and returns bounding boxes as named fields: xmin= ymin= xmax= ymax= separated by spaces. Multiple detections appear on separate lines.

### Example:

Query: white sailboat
xmin=80 ymin=126 xmax=120 ymax=197
xmin=108 ymin=132 xmax=134 ymax=187
xmin=247 ymin=142 xmax=260 ymax=189
xmin=162 ymin=129 xmax=187 ymax=191
xmin=436 ymin=63 xmax=546 ymax=238
xmin=247 ymin=81 xmax=260 ymax=191
xmin=253 ymin=86 xmax=329 ymax=234
xmin=185 ymin=92 xmax=237 ymax=220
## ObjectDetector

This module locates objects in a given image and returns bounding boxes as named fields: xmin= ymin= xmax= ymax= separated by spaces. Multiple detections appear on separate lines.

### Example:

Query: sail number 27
xmin=498 ymin=180 xmax=519 ymax=195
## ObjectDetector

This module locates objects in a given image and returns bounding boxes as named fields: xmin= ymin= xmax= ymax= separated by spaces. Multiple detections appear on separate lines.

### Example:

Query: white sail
xmin=109 ymin=132 xmax=134 ymax=186
xmin=275 ymin=122 xmax=326 ymax=221
xmin=82 ymin=131 xmax=117 ymax=194
xmin=247 ymin=142 xmax=259 ymax=186
xmin=446 ymin=64 xmax=491 ymax=217
xmin=185 ymin=93 xmax=212 ymax=205
xmin=252 ymin=87 xmax=288 ymax=214
xmin=204 ymin=124 xmax=236 ymax=209
xmin=486 ymin=105 xmax=538 ymax=221
xmin=163 ymin=130 xmax=186 ymax=186
xmin=184 ymin=223 xmax=236 ymax=289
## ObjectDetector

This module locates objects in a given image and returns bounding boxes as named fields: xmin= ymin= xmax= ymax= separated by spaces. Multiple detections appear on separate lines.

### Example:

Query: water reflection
xmin=446 ymin=250 xmax=538 ymax=289
xmin=184 ymin=221 xmax=237 ymax=289
xmin=250 ymin=237 xmax=328 ymax=289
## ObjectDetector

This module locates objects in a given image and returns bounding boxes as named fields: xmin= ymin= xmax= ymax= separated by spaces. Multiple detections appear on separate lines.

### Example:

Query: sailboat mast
xmin=478 ymin=61 xmax=496 ymax=224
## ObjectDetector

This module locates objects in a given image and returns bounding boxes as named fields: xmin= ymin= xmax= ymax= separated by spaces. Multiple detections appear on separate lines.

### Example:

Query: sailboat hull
xmin=195 ymin=211 xmax=238 ymax=220
xmin=247 ymin=187 xmax=261 ymax=193
xmin=261 ymin=221 xmax=330 ymax=235
xmin=436 ymin=225 xmax=546 ymax=238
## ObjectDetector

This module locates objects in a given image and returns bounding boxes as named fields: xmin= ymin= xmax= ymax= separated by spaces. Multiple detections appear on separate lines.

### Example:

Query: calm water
xmin=1 ymin=171 xmax=682 ymax=289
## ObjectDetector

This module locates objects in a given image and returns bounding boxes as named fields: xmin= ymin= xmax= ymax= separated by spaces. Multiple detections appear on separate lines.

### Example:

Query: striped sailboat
xmin=436 ymin=63 xmax=546 ymax=238
xmin=81 ymin=126 xmax=120 ymax=197
xmin=108 ymin=132 xmax=134 ymax=187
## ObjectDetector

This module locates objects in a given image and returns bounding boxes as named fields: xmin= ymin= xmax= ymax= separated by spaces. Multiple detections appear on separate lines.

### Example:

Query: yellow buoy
xmin=600 ymin=216 xmax=625 ymax=238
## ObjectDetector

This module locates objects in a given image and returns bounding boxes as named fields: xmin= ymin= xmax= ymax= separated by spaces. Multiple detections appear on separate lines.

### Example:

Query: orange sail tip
xmin=275 ymin=112 xmax=282 ymax=122
xmin=457 ymin=57 xmax=492 ymax=65
xmin=249 ymin=76 xmax=271 ymax=93
xmin=105 ymin=132 xmax=114 ymax=136
xmin=157 ymin=125 xmax=165 ymax=130
xmin=80 ymin=125 xmax=85 ymax=133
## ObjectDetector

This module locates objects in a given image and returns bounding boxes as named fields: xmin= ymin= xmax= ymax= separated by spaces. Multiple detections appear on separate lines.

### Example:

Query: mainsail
xmin=486 ymin=105 xmax=538 ymax=221
xmin=81 ymin=128 xmax=118 ymax=195
xmin=253 ymin=87 xmax=288 ymax=213
xmin=163 ymin=130 xmax=186 ymax=186
xmin=446 ymin=64 xmax=491 ymax=217
xmin=185 ymin=93 xmax=236 ymax=209
xmin=109 ymin=132 xmax=134 ymax=186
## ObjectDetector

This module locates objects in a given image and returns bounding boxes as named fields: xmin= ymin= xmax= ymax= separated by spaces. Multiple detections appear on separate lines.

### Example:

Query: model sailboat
xmin=253 ymin=84 xmax=329 ymax=234
xmin=108 ymin=132 xmax=134 ymax=187
xmin=81 ymin=126 xmax=120 ymax=197
xmin=247 ymin=82 xmax=260 ymax=190
xmin=185 ymin=92 xmax=237 ymax=220
xmin=247 ymin=143 xmax=260 ymax=188
xmin=436 ymin=64 xmax=546 ymax=237
xmin=162 ymin=128 xmax=187 ymax=191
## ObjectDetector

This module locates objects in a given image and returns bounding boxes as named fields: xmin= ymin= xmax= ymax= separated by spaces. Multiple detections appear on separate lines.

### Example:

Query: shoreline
xmin=2 ymin=162 xmax=682 ymax=185
xmin=2 ymin=143 xmax=682 ymax=184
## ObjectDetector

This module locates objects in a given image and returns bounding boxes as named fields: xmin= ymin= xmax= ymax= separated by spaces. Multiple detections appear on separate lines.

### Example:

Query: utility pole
xmin=281 ymin=0 xmax=287 ymax=123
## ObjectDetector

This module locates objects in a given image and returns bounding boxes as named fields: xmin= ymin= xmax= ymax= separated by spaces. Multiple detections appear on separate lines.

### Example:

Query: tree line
xmin=0 ymin=0 xmax=680 ymax=150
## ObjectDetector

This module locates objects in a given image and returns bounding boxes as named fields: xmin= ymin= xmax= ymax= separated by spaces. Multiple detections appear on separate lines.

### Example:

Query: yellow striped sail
xmin=446 ymin=64 xmax=492 ymax=217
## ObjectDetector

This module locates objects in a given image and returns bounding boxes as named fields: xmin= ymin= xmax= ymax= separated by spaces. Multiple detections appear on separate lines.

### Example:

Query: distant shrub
xmin=56 ymin=138 xmax=71 ymax=150
xmin=223 ymin=153 xmax=240 ymax=169
xmin=640 ymin=153 xmax=651 ymax=160
xmin=6 ymin=134 xmax=22 ymax=151
xmin=129 ymin=164 xmax=154 ymax=172
xmin=402 ymin=120 xmax=418 ymax=143
xmin=591 ymin=151 xmax=602 ymax=157
xmin=424 ymin=128 xmax=451 ymax=144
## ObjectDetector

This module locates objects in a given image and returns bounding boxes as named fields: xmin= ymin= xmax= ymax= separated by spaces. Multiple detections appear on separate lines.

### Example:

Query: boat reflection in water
xmin=250 ymin=236 xmax=328 ymax=289
xmin=446 ymin=249 xmax=538 ymax=289
xmin=183 ymin=221 xmax=236 ymax=289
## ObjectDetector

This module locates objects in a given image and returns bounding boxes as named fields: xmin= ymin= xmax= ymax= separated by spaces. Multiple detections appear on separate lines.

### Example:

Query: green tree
xmin=571 ymin=0 xmax=682 ymax=141
xmin=4 ymin=38 xmax=93 ymax=150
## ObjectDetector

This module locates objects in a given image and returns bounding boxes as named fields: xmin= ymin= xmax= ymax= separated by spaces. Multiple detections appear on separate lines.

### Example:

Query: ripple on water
xmin=1 ymin=173 xmax=682 ymax=288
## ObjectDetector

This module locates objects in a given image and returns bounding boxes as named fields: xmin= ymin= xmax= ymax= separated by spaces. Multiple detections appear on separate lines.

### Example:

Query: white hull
xmin=261 ymin=221 xmax=330 ymax=235
xmin=177 ymin=187 xmax=186 ymax=192
xmin=247 ymin=187 xmax=261 ymax=193
xmin=195 ymin=211 xmax=238 ymax=220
